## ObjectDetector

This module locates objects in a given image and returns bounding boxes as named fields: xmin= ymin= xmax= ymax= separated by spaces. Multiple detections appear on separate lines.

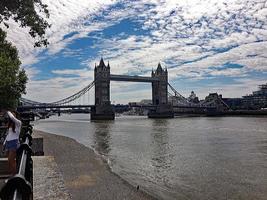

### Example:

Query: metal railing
xmin=0 ymin=125 xmax=33 ymax=200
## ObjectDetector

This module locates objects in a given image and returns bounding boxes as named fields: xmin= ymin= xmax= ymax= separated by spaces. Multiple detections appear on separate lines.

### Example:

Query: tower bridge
xmin=19 ymin=58 xmax=229 ymax=120
xmin=93 ymin=58 xmax=172 ymax=119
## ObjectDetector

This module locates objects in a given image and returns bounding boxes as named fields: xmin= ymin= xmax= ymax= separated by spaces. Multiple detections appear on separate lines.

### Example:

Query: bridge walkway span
xmin=110 ymin=74 xmax=159 ymax=82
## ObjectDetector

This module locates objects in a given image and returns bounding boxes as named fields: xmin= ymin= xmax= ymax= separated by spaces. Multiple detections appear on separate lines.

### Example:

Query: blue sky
xmin=3 ymin=0 xmax=267 ymax=103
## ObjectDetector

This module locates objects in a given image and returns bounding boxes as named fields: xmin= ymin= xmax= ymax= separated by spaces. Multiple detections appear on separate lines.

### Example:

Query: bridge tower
xmin=149 ymin=63 xmax=174 ymax=118
xmin=152 ymin=63 xmax=168 ymax=105
xmin=91 ymin=58 xmax=115 ymax=120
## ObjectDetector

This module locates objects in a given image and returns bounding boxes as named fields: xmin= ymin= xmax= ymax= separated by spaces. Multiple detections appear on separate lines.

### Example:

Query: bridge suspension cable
xmin=167 ymin=83 xmax=192 ymax=105
xmin=167 ymin=83 xmax=230 ymax=109
xmin=168 ymin=83 xmax=188 ymax=101
xmin=51 ymin=81 xmax=95 ymax=105
xmin=21 ymin=81 xmax=95 ymax=106
xmin=20 ymin=80 xmax=230 ymax=111
xmin=20 ymin=98 xmax=43 ymax=106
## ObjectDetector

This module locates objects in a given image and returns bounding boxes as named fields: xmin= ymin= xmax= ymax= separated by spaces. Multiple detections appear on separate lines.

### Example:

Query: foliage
xmin=0 ymin=0 xmax=50 ymax=47
xmin=0 ymin=0 xmax=50 ymax=110
xmin=0 ymin=29 xmax=28 ymax=110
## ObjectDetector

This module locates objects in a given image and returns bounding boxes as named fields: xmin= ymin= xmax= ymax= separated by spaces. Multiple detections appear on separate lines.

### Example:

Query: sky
xmin=2 ymin=0 xmax=267 ymax=104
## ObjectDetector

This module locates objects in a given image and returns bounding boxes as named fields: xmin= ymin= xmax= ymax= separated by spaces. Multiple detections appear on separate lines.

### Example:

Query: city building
xmin=202 ymin=93 xmax=230 ymax=111
xmin=222 ymin=98 xmax=243 ymax=110
xmin=128 ymin=99 xmax=152 ymax=115
xmin=242 ymin=83 xmax=267 ymax=109
xmin=187 ymin=91 xmax=199 ymax=103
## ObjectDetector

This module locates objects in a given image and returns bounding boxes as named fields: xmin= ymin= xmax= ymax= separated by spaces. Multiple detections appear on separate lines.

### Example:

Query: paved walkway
xmin=35 ymin=130 xmax=156 ymax=200
xmin=33 ymin=156 xmax=71 ymax=200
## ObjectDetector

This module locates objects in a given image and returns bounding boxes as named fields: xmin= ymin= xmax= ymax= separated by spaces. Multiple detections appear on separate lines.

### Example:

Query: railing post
xmin=0 ymin=125 xmax=33 ymax=200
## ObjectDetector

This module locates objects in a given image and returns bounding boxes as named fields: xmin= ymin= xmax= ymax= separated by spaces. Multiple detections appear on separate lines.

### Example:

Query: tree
xmin=0 ymin=29 xmax=28 ymax=109
xmin=0 ymin=1 xmax=50 ymax=110
xmin=0 ymin=0 xmax=50 ymax=47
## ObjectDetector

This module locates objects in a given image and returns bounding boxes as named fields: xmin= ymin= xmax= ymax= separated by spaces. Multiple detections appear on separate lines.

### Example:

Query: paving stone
xmin=33 ymin=156 xmax=71 ymax=200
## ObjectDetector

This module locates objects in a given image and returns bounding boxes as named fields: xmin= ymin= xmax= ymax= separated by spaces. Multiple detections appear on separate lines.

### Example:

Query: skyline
xmin=2 ymin=0 xmax=267 ymax=104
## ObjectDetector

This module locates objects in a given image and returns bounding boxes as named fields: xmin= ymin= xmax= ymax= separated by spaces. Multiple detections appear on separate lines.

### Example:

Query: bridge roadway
xmin=110 ymin=74 xmax=159 ymax=82
xmin=19 ymin=105 xmax=94 ymax=109
xmin=19 ymin=104 xmax=215 ymax=110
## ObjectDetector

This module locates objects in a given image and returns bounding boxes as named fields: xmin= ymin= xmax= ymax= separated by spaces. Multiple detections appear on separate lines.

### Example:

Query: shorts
xmin=5 ymin=139 xmax=19 ymax=151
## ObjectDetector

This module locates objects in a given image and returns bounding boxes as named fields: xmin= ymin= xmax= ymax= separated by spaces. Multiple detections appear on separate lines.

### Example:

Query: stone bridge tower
xmin=149 ymin=63 xmax=174 ymax=118
xmin=152 ymin=63 xmax=168 ymax=105
xmin=91 ymin=58 xmax=114 ymax=120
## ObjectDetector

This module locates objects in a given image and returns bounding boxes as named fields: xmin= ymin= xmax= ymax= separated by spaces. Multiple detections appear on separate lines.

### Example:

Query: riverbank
xmin=173 ymin=109 xmax=267 ymax=116
xmin=34 ymin=130 xmax=156 ymax=200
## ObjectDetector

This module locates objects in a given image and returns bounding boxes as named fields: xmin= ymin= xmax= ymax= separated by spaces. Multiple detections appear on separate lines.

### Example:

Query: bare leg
xmin=8 ymin=150 xmax=16 ymax=175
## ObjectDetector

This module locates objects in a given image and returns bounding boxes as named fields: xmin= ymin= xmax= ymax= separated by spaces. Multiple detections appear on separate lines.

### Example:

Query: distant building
xmin=203 ymin=93 xmax=230 ymax=111
xmin=129 ymin=99 xmax=152 ymax=106
xmin=222 ymin=98 xmax=243 ymax=110
xmin=187 ymin=91 xmax=199 ymax=103
xmin=168 ymin=96 xmax=178 ymax=105
xmin=128 ymin=99 xmax=152 ymax=115
xmin=139 ymin=99 xmax=152 ymax=105
xmin=242 ymin=83 xmax=267 ymax=110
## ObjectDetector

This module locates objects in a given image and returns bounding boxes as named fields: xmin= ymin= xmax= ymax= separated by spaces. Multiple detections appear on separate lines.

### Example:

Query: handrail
xmin=0 ymin=125 xmax=33 ymax=200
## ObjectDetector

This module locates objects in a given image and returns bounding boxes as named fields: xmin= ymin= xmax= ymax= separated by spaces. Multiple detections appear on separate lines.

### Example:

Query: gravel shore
xmin=34 ymin=130 xmax=156 ymax=200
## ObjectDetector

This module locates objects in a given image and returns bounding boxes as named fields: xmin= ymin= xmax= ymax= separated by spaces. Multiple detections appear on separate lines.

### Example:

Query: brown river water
xmin=34 ymin=114 xmax=267 ymax=200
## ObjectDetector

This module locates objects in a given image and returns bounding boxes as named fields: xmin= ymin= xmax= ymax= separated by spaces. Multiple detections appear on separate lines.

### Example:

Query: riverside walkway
xmin=33 ymin=156 xmax=71 ymax=199
xmin=34 ymin=130 xmax=155 ymax=200
xmin=0 ymin=130 xmax=155 ymax=199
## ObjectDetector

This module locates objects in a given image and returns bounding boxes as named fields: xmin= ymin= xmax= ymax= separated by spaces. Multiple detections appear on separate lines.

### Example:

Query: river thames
xmin=34 ymin=114 xmax=267 ymax=200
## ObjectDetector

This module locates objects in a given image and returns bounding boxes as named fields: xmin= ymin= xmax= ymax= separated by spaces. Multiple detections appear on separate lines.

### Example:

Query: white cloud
xmin=25 ymin=76 xmax=93 ymax=103
xmin=79 ymin=0 xmax=267 ymax=80
xmin=4 ymin=0 xmax=266 ymax=102
xmin=24 ymin=67 xmax=41 ymax=80
xmin=2 ymin=0 xmax=119 ymax=66
xmin=52 ymin=68 xmax=91 ymax=76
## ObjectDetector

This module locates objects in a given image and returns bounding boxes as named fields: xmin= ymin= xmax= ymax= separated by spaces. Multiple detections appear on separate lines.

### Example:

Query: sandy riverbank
xmin=34 ymin=130 xmax=156 ymax=200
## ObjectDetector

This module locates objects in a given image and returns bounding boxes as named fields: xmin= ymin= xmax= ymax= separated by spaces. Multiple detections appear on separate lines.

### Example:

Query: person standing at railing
xmin=3 ymin=111 xmax=21 ymax=175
